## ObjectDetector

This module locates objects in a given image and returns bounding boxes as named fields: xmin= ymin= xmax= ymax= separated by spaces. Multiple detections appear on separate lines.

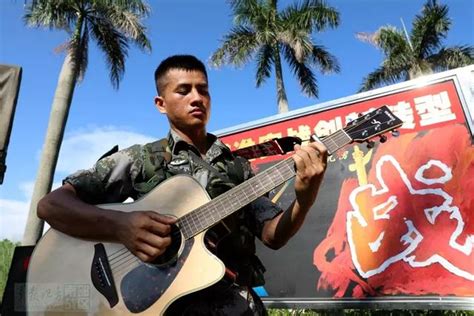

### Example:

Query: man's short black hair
xmin=154 ymin=55 xmax=208 ymax=95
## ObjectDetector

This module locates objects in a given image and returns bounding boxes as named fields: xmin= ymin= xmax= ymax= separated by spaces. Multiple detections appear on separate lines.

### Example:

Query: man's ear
xmin=154 ymin=96 xmax=166 ymax=114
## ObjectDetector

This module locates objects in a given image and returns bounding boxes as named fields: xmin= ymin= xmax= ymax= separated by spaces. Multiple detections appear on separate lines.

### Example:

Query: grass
xmin=0 ymin=239 xmax=18 ymax=304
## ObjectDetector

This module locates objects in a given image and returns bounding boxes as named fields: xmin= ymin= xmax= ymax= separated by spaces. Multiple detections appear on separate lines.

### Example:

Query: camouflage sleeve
xmin=247 ymin=196 xmax=283 ymax=240
xmin=63 ymin=144 xmax=144 ymax=204
xmin=238 ymin=156 xmax=283 ymax=239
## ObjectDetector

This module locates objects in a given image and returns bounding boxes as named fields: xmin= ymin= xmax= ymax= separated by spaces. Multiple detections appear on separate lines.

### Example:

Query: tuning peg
xmin=366 ymin=140 xmax=375 ymax=149
xmin=391 ymin=130 xmax=400 ymax=137
xmin=379 ymin=135 xmax=387 ymax=143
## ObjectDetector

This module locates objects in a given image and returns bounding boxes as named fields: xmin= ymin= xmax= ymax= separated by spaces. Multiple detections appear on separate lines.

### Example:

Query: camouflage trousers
xmin=164 ymin=282 xmax=267 ymax=315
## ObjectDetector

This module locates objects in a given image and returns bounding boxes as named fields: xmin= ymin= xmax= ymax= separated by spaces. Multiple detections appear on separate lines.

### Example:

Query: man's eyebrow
xmin=175 ymin=82 xmax=208 ymax=88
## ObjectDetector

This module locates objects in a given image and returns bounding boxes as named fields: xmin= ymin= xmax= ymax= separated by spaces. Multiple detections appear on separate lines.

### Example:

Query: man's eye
xmin=198 ymin=88 xmax=209 ymax=95
xmin=176 ymin=89 xmax=188 ymax=95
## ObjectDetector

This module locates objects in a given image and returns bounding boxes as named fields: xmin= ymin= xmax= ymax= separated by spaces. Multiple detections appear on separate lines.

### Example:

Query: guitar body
xmin=26 ymin=175 xmax=226 ymax=315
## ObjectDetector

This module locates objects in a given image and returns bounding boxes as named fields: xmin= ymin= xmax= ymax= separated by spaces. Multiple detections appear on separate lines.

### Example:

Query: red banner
xmin=219 ymin=79 xmax=474 ymax=300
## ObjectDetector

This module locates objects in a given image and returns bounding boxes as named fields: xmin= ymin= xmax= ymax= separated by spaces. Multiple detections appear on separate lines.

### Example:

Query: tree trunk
xmin=274 ymin=46 xmax=289 ymax=113
xmin=22 ymin=53 xmax=77 ymax=245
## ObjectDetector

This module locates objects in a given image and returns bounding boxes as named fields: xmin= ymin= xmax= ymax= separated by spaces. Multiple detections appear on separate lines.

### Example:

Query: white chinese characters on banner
xmin=390 ymin=101 xmax=415 ymax=129
xmin=414 ymin=91 xmax=456 ymax=126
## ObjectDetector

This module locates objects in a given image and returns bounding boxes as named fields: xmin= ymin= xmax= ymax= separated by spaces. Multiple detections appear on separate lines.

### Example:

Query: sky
xmin=0 ymin=0 xmax=473 ymax=241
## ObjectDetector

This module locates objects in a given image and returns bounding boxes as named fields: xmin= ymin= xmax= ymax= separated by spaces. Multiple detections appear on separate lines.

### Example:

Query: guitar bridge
xmin=91 ymin=243 xmax=118 ymax=308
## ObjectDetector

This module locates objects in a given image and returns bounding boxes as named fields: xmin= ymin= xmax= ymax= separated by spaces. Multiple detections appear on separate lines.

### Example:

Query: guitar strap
xmin=96 ymin=136 xmax=301 ymax=195
xmin=231 ymin=136 xmax=302 ymax=160
xmin=188 ymin=136 xmax=303 ymax=185
xmin=187 ymin=150 xmax=232 ymax=184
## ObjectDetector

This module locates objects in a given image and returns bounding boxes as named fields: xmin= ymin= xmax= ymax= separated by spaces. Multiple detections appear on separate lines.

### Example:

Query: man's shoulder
xmin=211 ymin=133 xmax=235 ymax=154
xmin=95 ymin=138 xmax=168 ymax=165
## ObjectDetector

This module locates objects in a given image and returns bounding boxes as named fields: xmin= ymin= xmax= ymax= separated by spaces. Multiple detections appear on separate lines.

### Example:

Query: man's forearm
xmin=37 ymin=184 xmax=123 ymax=242
xmin=261 ymin=199 xmax=312 ymax=249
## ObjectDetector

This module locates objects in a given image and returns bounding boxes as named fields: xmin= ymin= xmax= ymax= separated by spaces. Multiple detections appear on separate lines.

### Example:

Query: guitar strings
xmin=111 ymin=255 xmax=141 ymax=275
xmin=107 ymin=226 xmax=184 ymax=277
xmin=109 ymin=250 xmax=135 ymax=268
xmin=108 ymin=247 xmax=129 ymax=262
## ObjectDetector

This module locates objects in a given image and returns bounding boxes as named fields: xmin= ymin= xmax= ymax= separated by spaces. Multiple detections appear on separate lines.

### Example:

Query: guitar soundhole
xmin=151 ymin=224 xmax=182 ymax=266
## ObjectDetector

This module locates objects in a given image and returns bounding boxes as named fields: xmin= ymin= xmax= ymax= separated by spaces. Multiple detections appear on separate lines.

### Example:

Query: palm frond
xmin=278 ymin=30 xmax=313 ymax=62
xmin=427 ymin=45 xmax=474 ymax=71
xmin=282 ymin=44 xmax=318 ymax=97
xmin=359 ymin=65 xmax=407 ymax=92
xmin=411 ymin=0 xmax=450 ymax=58
xmin=309 ymin=44 xmax=340 ymax=74
xmin=24 ymin=0 xmax=151 ymax=89
xmin=211 ymin=26 xmax=259 ymax=68
xmin=361 ymin=0 xmax=472 ymax=90
xmin=24 ymin=0 xmax=77 ymax=30
xmin=255 ymin=45 xmax=274 ymax=87
xmin=92 ymin=0 xmax=151 ymax=51
xmin=88 ymin=16 xmax=128 ymax=89
xmin=228 ymin=0 xmax=264 ymax=27
xmin=280 ymin=0 xmax=339 ymax=33
xmin=98 ymin=0 xmax=150 ymax=16
xmin=69 ymin=23 xmax=89 ymax=83
xmin=375 ymin=26 xmax=412 ymax=58
xmin=217 ymin=0 xmax=340 ymax=111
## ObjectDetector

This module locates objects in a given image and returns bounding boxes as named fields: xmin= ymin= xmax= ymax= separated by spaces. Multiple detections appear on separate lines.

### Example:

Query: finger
xmin=139 ymin=232 xmax=172 ymax=249
xmin=292 ymin=149 xmax=308 ymax=173
xmin=295 ymin=143 xmax=323 ymax=168
xmin=299 ymin=145 xmax=321 ymax=163
xmin=145 ymin=220 xmax=173 ymax=236
xmin=147 ymin=211 xmax=177 ymax=224
xmin=295 ymin=147 xmax=313 ymax=165
xmin=135 ymin=250 xmax=151 ymax=262
xmin=309 ymin=142 xmax=328 ymax=158
xmin=136 ymin=240 xmax=168 ymax=259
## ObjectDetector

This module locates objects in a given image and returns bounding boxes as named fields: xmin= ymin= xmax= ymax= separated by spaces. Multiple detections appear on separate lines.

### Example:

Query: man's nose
xmin=190 ymin=88 xmax=204 ymax=105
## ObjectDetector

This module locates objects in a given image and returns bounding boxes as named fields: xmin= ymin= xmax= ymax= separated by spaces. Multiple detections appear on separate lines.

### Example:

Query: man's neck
xmin=171 ymin=127 xmax=208 ymax=155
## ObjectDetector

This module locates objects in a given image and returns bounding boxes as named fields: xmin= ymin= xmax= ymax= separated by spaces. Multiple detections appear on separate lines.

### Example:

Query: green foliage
xmin=24 ymin=0 xmax=152 ymax=89
xmin=211 ymin=0 xmax=341 ymax=113
xmin=358 ymin=0 xmax=474 ymax=91
xmin=0 ymin=239 xmax=19 ymax=303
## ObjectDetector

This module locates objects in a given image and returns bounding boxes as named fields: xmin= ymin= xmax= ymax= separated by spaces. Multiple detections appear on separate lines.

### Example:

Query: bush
xmin=0 ymin=239 xmax=19 ymax=304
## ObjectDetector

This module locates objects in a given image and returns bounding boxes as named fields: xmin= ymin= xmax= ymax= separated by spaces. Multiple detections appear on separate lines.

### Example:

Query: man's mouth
xmin=190 ymin=108 xmax=205 ymax=115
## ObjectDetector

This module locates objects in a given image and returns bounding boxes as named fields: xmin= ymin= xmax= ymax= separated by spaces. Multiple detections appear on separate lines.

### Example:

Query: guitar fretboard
xmin=177 ymin=128 xmax=352 ymax=239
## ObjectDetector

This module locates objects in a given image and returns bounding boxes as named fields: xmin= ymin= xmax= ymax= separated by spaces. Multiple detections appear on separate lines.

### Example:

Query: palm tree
xmin=211 ymin=0 xmax=340 ymax=113
xmin=358 ymin=0 xmax=473 ymax=92
xmin=22 ymin=0 xmax=151 ymax=245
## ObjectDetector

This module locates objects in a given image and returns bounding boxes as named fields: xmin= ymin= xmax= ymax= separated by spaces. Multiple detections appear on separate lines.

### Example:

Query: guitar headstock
xmin=344 ymin=106 xmax=403 ymax=144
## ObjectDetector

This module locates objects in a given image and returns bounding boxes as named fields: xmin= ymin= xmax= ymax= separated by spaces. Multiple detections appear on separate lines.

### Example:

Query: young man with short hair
xmin=38 ymin=55 xmax=328 ymax=315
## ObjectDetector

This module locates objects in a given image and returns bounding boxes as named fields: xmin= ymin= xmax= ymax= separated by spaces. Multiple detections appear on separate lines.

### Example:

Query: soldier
xmin=37 ymin=55 xmax=328 ymax=315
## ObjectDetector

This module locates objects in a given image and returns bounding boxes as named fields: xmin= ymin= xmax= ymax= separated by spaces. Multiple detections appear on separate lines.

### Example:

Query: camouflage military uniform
xmin=64 ymin=130 xmax=283 ymax=315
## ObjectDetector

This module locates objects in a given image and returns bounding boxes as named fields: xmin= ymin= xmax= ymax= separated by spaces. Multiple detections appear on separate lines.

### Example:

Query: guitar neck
xmin=176 ymin=129 xmax=353 ymax=240
xmin=317 ymin=129 xmax=352 ymax=155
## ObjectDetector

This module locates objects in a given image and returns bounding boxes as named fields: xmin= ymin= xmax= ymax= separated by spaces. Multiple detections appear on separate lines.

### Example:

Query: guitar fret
xmin=199 ymin=208 xmax=211 ymax=231
xmin=190 ymin=212 xmax=198 ymax=230
xmin=243 ymin=182 xmax=258 ymax=200
xmin=227 ymin=192 xmax=240 ymax=210
xmin=320 ymin=129 xmax=352 ymax=154
xmin=179 ymin=217 xmax=192 ymax=239
xmin=208 ymin=203 xmax=218 ymax=223
xmin=240 ymin=185 xmax=251 ymax=200
xmin=183 ymin=158 xmax=298 ymax=238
